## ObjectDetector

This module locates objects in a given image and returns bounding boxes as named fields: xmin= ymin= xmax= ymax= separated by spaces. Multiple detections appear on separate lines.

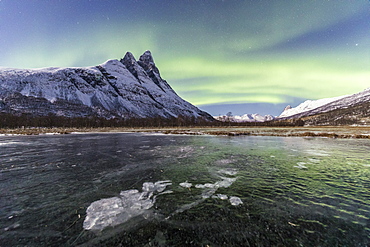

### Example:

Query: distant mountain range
xmin=214 ymin=113 xmax=275 ymax=123
xmin=277 ymin=88 xmax=370 ymax=125
xmin=0 ymin=51 xmax=213 ymax=122
xmin=215 ymin=88 xmax=370 ymax=126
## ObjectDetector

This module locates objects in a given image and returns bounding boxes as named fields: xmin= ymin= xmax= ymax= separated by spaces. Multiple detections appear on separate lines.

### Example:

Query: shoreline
xmin=1 ymin=126 xmax=370 ymax=138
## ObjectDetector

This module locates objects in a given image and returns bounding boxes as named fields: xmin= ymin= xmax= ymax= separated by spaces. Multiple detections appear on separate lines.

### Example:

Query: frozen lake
xmin=1 ymin=133 xmax=369 ymax=246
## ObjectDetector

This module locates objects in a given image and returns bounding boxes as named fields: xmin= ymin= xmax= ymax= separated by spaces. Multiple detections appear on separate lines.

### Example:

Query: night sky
xmin=0 ymin=1 xmax=369 ymax=116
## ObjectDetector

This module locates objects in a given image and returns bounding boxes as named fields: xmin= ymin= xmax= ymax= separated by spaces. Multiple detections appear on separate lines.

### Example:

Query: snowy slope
xmin=0 ymin=51 xmax=213 ymax=120
xmin=279 ymin=95 xmax=349 ymax=118
xmin=278 ymin=88 xmax=370 ymax=119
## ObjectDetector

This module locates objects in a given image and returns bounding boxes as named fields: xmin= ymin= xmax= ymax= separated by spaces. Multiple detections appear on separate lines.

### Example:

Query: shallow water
xmin=0 ymin=133 xmax=369 ymax=246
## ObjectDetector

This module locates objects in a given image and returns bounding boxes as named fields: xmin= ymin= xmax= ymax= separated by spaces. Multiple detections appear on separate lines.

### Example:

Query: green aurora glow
xmin=0 ymin=0 xmax=369 ymax=115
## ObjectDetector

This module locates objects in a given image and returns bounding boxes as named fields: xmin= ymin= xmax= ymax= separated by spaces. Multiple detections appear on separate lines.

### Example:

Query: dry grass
xmin=1 ymin=126 xmax=369 ymax=138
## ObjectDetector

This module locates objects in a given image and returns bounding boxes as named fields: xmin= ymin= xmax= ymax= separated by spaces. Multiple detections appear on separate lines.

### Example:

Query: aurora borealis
xmin=0 ymin=1 xmax=369 ymax=116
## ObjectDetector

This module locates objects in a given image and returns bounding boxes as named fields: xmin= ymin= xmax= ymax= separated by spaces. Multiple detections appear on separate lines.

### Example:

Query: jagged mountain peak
xmin=120 ymin=52 xmax=142 ymax=80
xmin=140 ymin=50 xmax=153 ymax=61
xmin=119 ymin=50 xmax=159 ymax=77
xmin=139 ymin=50 xmax=154 ymax=65
xmin=121 ymin=52 xmax=136 ymax=65
xmin=138 ymin=50 xmax=160 ymax=75
xmin=119 ymin=51 xmax=170 ymax=92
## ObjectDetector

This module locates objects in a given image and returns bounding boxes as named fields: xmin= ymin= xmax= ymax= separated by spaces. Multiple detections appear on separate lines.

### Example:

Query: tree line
xmin=0 ymin=113 xmax=213 ymax=128
xmin=0 ymin=112 xmax=306 ymax=129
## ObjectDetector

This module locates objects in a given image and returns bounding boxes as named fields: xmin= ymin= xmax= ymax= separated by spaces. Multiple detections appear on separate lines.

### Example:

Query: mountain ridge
xmin=0 ymin=51 xmax=213 ymax=122
xmin=277 ymin=88 xmax=370 ymax=126
xmin=278 ymin=88 xmax=370 ymax=119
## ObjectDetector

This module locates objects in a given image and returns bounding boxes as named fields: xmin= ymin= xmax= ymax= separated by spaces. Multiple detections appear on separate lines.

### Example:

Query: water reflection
xmin=0 ymin=133 xmax=369 ymax=246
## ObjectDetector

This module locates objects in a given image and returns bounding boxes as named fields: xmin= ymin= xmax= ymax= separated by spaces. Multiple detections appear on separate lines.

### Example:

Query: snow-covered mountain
xmin=0 ymin=51 xmax=213 ymax=121
xmin=279 ymin=95 xmax=349 ymax=118
xmin=215 ymin=113 xmax=275 ymax=122
xmin=278 ymin=88 xmax=370 ymax=120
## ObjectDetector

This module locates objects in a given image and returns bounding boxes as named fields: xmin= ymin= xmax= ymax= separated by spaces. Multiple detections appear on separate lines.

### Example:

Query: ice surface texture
xmin=174 ymin=168 xmax=243 ymax=216
xmin=83 ymin=181 xmax=172 ymax=231
xmin=84 ymin=169 xmax=243 ymax=231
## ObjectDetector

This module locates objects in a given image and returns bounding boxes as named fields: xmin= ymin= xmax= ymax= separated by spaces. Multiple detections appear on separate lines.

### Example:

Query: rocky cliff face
xmin=0 ymin=51 xmax=213 ymax=121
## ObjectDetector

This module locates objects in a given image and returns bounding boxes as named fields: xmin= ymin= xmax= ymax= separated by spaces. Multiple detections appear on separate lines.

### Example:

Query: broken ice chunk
xmin=215 ymin=177 xmax=236 ymax=188
xmin=195 ymin=183 xmax=215 ymax=189
xmin=179 ymin=181 xmax=192 ymax=188
xmin=294 ymin=162 xmax=308 ymax=169
xmin=142 ymin=180 xmax=172 ymax=193
xmin=155 ymin=181 xmax=172 ymax=193
xmin=142 ymin=182 xmax=155 ymax=192
xmin=83 ymin=180 xmax=172 ymax=231
xmin=218 ymin=168 xmax=238 ymax=176
xmin=229 ymin=196 xmax=243 ymax=206
xmin=217 ymin=194 xmax=228 ymax=200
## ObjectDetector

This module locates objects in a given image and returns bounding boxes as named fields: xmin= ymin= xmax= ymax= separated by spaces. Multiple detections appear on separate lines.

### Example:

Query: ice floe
xmin=308 ymin=158 xmax=320 ymax=163
xmin=195 ymin=183 xmax=215 ymax=189
xmin=215 ymin=159 xmax=235 ymax=165
xmin=294 ymin=162 xmax=308 ymax=169
xmin=177 ymin=146 xmax=195 ymax=158
xmin=83 ymin=180 xmax=172 ymax=231
xmin=182 ymin=168 xmax=242 ymax=205
xmin=306 ymin=150 xmax=330 ymax=156
xmin=229 ymin=196 xmax=243 ymax=206
xmin=218 ymin=168 xmax=238 ymax=176
xmin=212 ymin=194 xmax=243 ymax=206
xmin=215 ymin=194 xmax=228 ymax=200
xmin=0 ymin=141 xmax=25 ymax=146
xmin=179 ymin=181 xmax=192 ymax=188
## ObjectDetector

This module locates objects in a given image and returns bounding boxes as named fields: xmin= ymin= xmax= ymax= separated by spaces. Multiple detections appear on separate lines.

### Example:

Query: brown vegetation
xmin=1 ymin=126 xmax=369 ymax=138
xmin=0 ymin=111 xmax=369 ymax=138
